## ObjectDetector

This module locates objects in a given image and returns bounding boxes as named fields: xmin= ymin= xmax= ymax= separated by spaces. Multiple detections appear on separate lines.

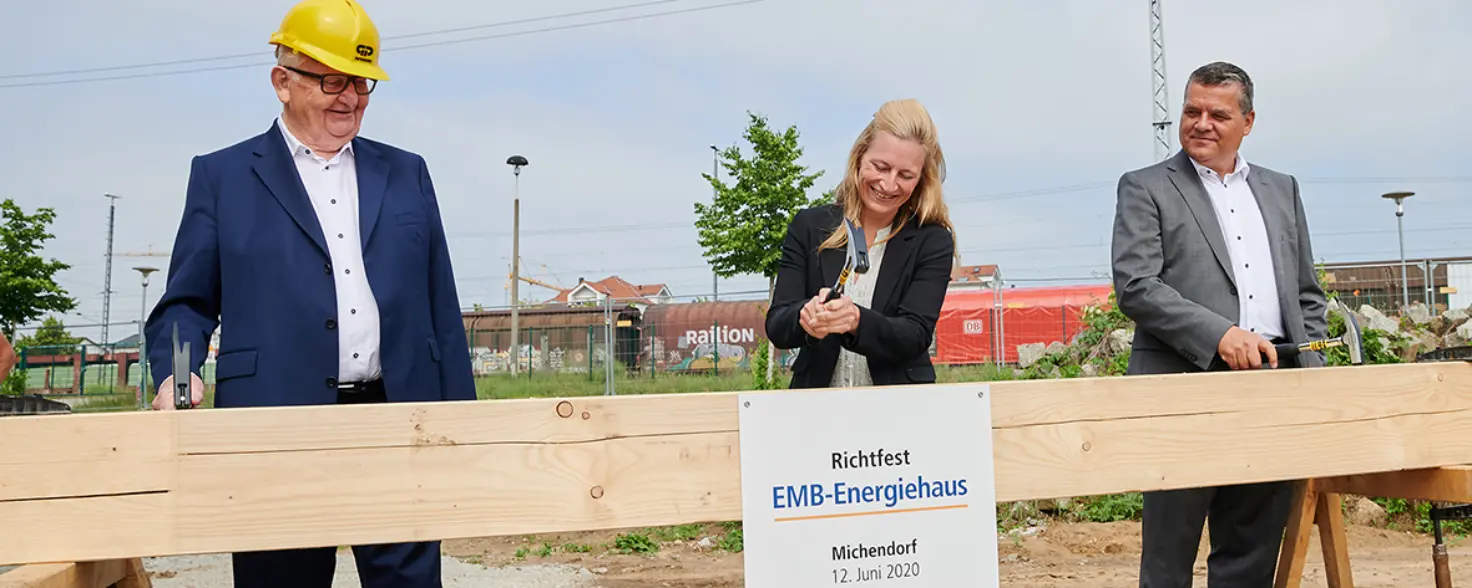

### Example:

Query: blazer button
xmin=326 ymin=377 xmax=338 ymax=388
xmin=326 ymin=319 xmax=336 ymax=330
xmin=324 ymin=264 xmax=332 ymax=274
xmin=1230 ymin=287 xmax=1238 ymax=296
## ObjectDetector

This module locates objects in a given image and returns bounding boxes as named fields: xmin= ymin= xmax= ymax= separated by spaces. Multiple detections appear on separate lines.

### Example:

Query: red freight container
xmin=934 ymin=284 xmax=1113 ymax=365
xmin=638 ymin=300 xmax=781 ymax=372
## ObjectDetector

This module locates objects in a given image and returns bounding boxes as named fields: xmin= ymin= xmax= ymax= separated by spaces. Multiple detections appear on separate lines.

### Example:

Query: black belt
xmin=337 ymin=379 xmax=384 ymax=394
xmin=337 ymin=379 xmax=385 ymax=405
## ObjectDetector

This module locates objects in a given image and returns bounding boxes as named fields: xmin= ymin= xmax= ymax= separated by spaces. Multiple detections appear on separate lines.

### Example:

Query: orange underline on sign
xmin=774 ymin=503 xmax=968 ymax=523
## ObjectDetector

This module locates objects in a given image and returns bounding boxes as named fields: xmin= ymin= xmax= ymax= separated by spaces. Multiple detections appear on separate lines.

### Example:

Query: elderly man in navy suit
xmin=143 ymin=1 xmax=475 ymax=586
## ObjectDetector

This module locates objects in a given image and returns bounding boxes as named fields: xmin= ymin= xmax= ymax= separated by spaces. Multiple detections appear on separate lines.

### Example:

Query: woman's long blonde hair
xmin=818 ymin=98 xmax=954 ymax=251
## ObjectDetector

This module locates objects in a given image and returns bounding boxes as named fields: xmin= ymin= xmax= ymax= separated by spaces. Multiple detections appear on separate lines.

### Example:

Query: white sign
xmin=738 ymin=384 xmax=999 ymax=587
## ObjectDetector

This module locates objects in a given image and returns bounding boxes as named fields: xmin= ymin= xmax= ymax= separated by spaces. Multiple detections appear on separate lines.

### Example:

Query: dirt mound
xmin=441 ymin=520 xmax=1472 ymax=587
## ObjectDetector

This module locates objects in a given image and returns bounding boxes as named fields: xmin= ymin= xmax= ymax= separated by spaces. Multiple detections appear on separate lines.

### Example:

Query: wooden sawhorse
xmin=1275 ymin=466 xmax=1472 ymax=588
xmin=0 ymin=558 xmax=149 ymax=588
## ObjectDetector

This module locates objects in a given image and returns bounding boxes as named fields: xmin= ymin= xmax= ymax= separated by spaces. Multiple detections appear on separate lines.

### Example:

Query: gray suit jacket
xmin=1110 ymin=149 xmax=1328 ymax=374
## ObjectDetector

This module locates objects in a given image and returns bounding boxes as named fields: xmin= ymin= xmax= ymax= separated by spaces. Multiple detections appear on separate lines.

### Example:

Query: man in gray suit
xmin=1111 ymin=61 xmax=1327 ymax=587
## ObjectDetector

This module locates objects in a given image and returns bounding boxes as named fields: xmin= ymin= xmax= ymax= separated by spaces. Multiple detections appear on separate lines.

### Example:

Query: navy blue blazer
xmin=145 ymin=122 xmax=477 ymax=408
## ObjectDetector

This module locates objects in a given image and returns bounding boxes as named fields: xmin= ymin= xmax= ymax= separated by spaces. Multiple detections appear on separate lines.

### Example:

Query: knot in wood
xmin=1081 ymin=441 xmax=1093 ymax=452
xmin=556 ymin=401 xmax=574 ymax=418
xmin=590 ymin=485 xmax=605 ymax=499
xmin=581 ymin=411 xmax=591 ymax=420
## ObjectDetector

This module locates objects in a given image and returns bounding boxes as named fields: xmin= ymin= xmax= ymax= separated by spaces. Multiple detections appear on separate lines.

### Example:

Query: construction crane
xmin=503 ymin=259 xmax=566 ymax=305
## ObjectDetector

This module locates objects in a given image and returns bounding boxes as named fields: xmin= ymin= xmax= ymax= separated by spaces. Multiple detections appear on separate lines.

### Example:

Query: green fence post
xmin=77 ymin=343 xmax=86 ymax=396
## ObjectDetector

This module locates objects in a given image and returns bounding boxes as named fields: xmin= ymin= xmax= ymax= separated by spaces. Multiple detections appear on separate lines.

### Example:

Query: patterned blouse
xmin=829 ymin=225 xmax=890 ymax=388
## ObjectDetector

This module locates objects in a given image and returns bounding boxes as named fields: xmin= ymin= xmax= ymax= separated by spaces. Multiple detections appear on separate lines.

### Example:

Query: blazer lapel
xmin=252 ymin=123 xmax=328 ymax=258
xmin=354 ymin=138 xmax=387 ymax=251
xmin=1165 ymin=151 xmax=1237 ymax=289
xmin=870 ymin=224 xmax=918 ymax=314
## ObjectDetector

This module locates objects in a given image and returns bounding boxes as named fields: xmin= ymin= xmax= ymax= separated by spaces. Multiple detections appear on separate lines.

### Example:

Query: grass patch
xmin=718 ymin=521 xmax=744 ymax=552
xmin=613 ymin=531 xmax=659 ymax=555
xmin=472 ymin=363 xmax=1016 ymax=401
xmin=1374 ymin=497 xmax=1472 ymax=537
xmin=650 ymin=523 xmax=705 ymax=542
xmin=474 ymin=371 xmax=780 ymax=400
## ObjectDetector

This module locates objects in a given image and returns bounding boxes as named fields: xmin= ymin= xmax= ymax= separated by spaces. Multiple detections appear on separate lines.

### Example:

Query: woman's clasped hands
xmin=799 ymin=287 xmax=861 ymax=338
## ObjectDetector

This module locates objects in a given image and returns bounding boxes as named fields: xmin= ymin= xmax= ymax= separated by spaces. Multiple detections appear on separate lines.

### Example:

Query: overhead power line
xmin=0 ymin=0 xmax=683 ymax=80
xmin=0 ymin=0 xmax=765 ymax=89
xmin=1302 ymin=176 xmax=1472 ymax=184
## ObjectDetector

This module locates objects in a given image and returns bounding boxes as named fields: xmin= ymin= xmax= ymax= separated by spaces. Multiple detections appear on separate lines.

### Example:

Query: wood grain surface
xmin=3 ymin=362 xmax=1471 ymax=566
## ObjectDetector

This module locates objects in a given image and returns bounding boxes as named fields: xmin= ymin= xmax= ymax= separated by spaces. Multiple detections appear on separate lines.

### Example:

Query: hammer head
xmin=1331 ymin=298 xmax=1365 ymax=365
xmin=826 ymin=218 xmax=871 ymax=302
xmin=842 ymin=218 xmax=870 ymax=275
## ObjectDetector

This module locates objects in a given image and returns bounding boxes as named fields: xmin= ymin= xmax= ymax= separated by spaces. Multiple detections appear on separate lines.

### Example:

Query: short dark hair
xmin=1186 ymin=61 xmax=1253 ymax=114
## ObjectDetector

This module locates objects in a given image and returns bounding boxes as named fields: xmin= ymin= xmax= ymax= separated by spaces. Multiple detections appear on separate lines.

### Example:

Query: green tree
xmin=695 ymin=112 xmax=830 ymax=288
xmin=0 ymin=199 xmax=75 ymax=338
xmin=16 ymin=316 xmax=82 ymax=349
xmin=694 ymin=111 xmax=830 ymax=386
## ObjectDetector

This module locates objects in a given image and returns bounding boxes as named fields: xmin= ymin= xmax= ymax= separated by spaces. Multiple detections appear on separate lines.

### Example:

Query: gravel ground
xmin=142 ymin=554 xmax=598 ymax=587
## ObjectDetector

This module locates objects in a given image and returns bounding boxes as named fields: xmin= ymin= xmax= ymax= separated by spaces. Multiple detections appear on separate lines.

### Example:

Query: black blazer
xmin=765 ymin=204 xmax=955 ymax=388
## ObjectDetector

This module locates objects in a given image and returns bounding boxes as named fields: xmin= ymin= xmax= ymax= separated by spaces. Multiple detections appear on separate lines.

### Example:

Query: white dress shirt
xmin=278 ymin=117 xmax=383 ymax=382
xmin=1190 ymin=155 xmax=1285 ymax=340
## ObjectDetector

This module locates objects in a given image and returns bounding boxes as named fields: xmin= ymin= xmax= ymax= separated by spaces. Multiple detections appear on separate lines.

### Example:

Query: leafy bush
xmin=750 ymin=337 xmax=774 ymax=390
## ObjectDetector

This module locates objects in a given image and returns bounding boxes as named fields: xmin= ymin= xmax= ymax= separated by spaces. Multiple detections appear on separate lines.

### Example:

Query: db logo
xmin=963 ymin=319 xmax=985 ymax=335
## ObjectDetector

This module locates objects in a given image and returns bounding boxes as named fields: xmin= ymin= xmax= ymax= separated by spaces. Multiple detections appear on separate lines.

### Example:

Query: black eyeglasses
xmin=281 ymin=65 xmax=376 ymax=95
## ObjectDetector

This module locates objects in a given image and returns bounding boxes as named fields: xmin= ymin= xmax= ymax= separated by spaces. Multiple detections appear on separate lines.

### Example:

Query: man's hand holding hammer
xmin=151 ymin=373 xmax=205 ymax=411
xmin=1218 ymin=325 xmax=1278 ymax=370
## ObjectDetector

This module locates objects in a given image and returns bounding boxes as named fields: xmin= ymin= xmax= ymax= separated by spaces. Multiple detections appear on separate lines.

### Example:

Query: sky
xmin=1 ymin=0 xmax=1469 ymax=343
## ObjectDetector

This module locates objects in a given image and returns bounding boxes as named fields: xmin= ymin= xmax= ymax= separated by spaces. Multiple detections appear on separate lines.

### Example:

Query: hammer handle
xmin=1260 ymin=339 xmax=1343 ymax=362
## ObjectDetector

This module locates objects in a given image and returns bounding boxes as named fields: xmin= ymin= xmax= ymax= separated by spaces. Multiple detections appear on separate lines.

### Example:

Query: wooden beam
xmin=3 ymin=362 xmax=1472 ymax=567
xmin=0 ymin=560 xmax=126 ymax=588
xmin=1315 ymin=466 xmax=1472 ymax=503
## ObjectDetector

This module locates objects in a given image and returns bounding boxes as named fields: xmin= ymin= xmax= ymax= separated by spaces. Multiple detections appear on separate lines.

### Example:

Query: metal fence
xmin=0 ymin=288 xmax=1115 ymax=397
xmin=462 ymin=290 xmax=796 ymax=383
xmin=463 ymin=284 xmax=1116 ymax=380
xmin=12 ymin=259 xmax=1472 ymax=399
xmin=1319 ymin=258 xmax=1472 ymax=317
xmin=3 ymin=343 xmax=150 ymax=395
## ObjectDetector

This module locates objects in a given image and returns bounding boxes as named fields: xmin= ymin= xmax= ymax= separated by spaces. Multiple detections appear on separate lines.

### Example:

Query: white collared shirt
xmin=277 ymin=116 xmax=382 ymax=382
xmin=1190 ymin=155 xmax=1284 ymax=340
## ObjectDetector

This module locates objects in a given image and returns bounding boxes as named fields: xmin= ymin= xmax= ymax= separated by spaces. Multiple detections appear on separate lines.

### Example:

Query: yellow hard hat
xmin=268 ymin=0 xmax=389 ymax=81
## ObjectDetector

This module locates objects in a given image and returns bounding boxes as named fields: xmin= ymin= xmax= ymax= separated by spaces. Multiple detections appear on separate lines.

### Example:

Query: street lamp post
xmin=506 ymin=155 xmax=528 ymax=377
xmin=1382 ymin=191 xmax=1415 ymax=311
xmin=132 ymin=266 xmax=158 ymax=408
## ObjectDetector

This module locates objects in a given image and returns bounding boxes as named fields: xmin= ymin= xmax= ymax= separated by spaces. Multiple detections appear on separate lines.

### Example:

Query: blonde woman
xmin=765 ymin=98 xmax=956 ymax=389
